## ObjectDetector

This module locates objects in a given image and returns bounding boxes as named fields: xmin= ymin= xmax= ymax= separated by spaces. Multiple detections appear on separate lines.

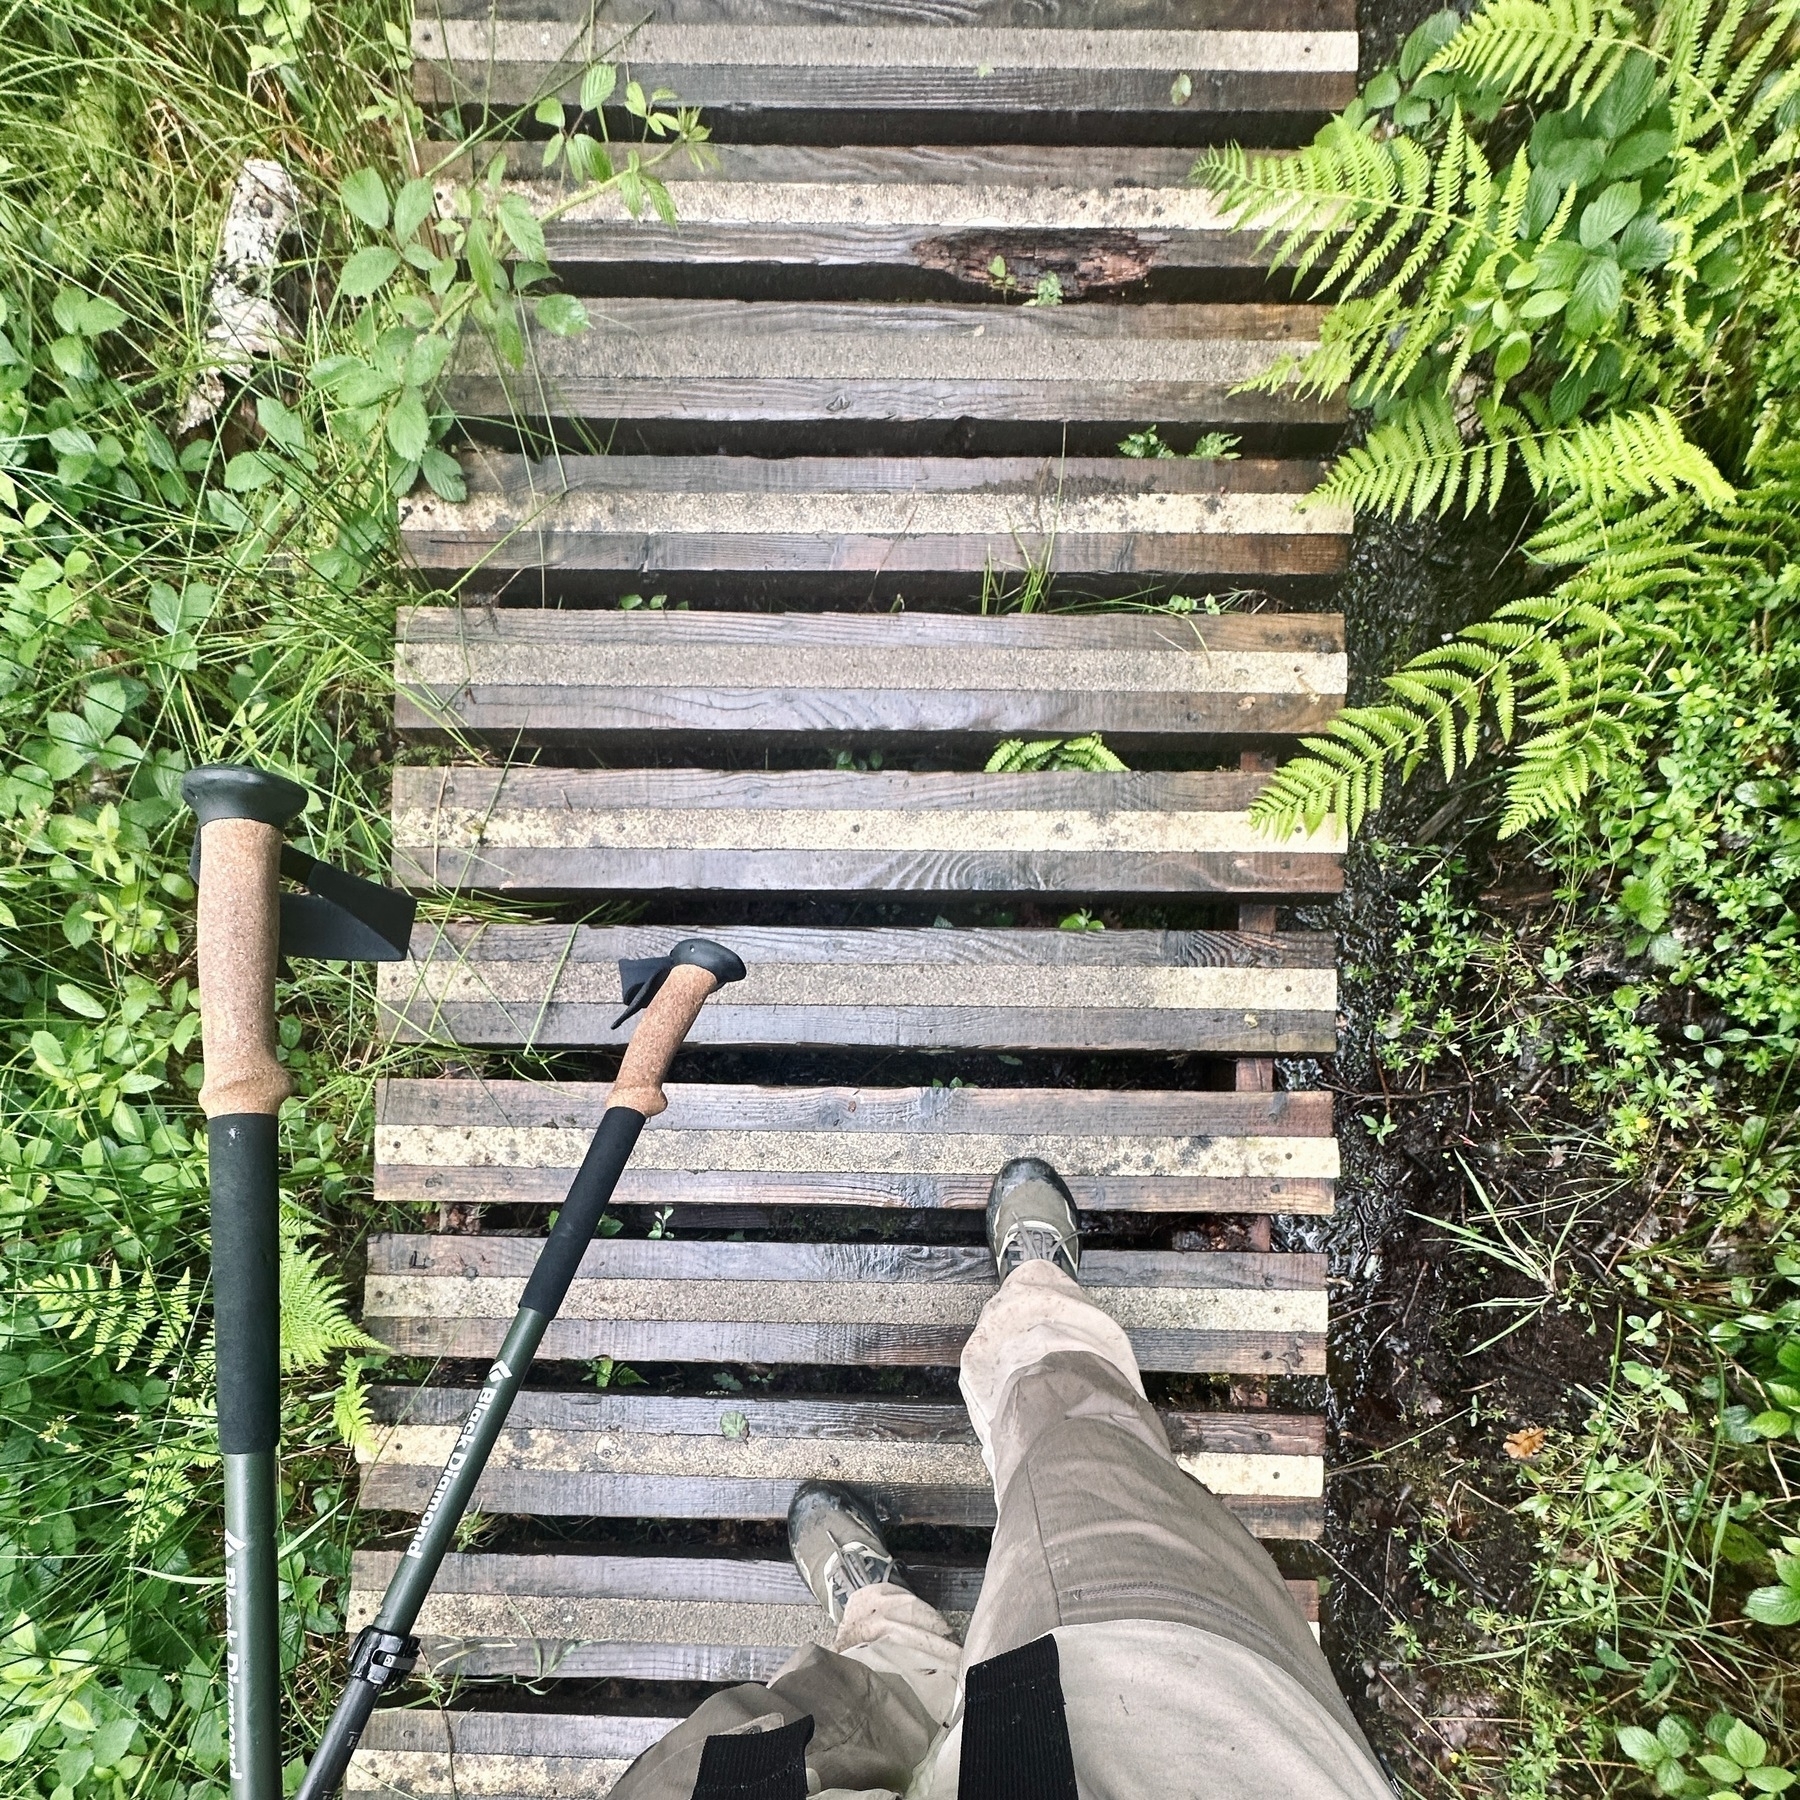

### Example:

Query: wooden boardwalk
xmin=349 ymin=2 xmax=1350 ymax=1791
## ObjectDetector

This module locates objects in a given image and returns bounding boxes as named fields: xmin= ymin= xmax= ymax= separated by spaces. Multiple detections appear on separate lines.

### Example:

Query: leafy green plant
xmin=985 ymin=735 xmax=1128 ymax=772
xmin=1196 ymin=0 xmax=1800 ymax=837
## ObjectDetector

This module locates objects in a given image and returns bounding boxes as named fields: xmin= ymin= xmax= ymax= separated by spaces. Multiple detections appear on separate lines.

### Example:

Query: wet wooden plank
xmin=374 ymin=1079 xmax=1337 ymax=1214
xmin=377 ymin=921 xmax=1340 ymax=1054
xmin=412 ymin=6 xmax=1357 ymax=128
xmin=398 ymin=457 xmax=1350 ymax=588
xmin=362 ymin=1235 xmax=1328 ymax=1374
xmin=442 ymin=300 xmax=1342 ymax=428
xmin=347 ymin=1550 xmax=1321 ymax=1680
xmin=424 ymin=143 xmax=1272 ymax=291
xmin=349 ymin=1709 xmax=677 ymax=1800
xmin=388 ymin=766 xmax=1345 ymax=898
xmin=357 ymin=1386 xmax=1325 ymax=1535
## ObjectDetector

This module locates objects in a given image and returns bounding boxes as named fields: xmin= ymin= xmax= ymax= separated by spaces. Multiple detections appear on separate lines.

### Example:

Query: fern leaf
xmin=1424 ymin=0 xmax=1638 ymax=101
xmin=279 ymin=1230 xmax=377 ymax=1371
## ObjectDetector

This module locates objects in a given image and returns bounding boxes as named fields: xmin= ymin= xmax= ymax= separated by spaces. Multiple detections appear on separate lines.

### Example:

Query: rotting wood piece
xmin=398 ymin=455 xmax=1350 ymax=588
xmin=388 ymin=766 xmax=1346 ymax=898
xmin=347 ymin=1549 xmax=1321 ymax=1680
xmin=424 ymin=144 xmax=1269 ymax=294
xmin=357 ymin=1386 xmax=1326 ymax=1537
xmin=377 ymin=921 xmax=1339 ymax=1055
xmin=362 ymin=1235 xmax=1329 ymax=1374
xmin=412 ymin=6 xmax=1358 ymax=139
xmin=442 ymin=300 xmax=1342 ymax=428
xmin=374 ymin=1079 xmax=1339 ymax=1215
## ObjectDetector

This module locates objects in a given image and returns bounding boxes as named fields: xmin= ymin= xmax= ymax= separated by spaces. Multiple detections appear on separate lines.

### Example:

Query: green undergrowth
xmin=1220 ymin=1 xmax=1800 ymax=1790
xmin=0 ymin=2 xmax=697 ymax=1792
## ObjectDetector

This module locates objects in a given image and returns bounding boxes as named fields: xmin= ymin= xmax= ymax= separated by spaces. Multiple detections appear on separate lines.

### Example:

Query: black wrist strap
xmin=959 ymin=1634 xmax=1079 ymax=1800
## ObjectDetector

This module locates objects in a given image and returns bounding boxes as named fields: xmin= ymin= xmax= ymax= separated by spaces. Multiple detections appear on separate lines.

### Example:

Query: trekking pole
xmin=294 ymin=936 xmax=747 ymax=1800
xmin=182 ymin=764 xmax=417 ymax=1800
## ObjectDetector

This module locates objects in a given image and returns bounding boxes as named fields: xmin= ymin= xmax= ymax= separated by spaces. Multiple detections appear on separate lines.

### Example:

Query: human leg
xmin=957 ymin=1161 xmax=1364 ymax=1739
xmin=607 ymin=1486 xmax=960 ymax=1800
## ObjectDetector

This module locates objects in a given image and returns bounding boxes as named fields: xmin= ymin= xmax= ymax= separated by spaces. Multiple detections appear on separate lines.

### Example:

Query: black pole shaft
xmin=295 ymin=1107 xmax=647 ymax=1800
xmin=208 ymin=1115 xmax=283 ymax=1800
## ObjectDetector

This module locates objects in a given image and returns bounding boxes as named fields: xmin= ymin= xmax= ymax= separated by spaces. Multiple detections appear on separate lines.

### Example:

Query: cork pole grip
xmin=607 ymin=963 xmax=720 ymax=1117
xmin=196 ymin=817 xmax=292 ymax=1119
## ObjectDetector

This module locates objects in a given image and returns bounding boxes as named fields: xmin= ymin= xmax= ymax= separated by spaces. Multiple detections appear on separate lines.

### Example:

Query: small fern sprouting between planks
xmin=986 ymin=735 xmax=1129 ymax=772
xmin=1194 ymin=0 xmax=1800 ymax=835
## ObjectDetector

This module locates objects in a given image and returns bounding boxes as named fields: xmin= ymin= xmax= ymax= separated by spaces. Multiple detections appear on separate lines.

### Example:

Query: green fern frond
xmin=34 ymin=1262 xmax=199 ymax=1375
xmin=333 ymin=1358 xmax=381 ymax=1455
xmin=280 ymin=1224 xmax=377 ymax=1372
xmin=1423 ymin=0 xmax=1639 ymax=100
xmin=1528 ymin=405 xmax=1735 ymax=506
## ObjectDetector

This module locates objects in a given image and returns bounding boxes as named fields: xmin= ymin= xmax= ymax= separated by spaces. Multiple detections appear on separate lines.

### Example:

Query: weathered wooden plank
xmin=389 ymin=766 xmax=1345 ymax=898
xmin=362 ymin=1235 xmax=1327 ymax=1374
xmin=377 ymin=921 xmax=1340 ymax=1054
xmin=442 ymin=300 xmax=1341 ymax=428
xmin=347 ymin=1551 xmax=1320 ymax=1680
xmin=349 ymin=1709 xmax=677 ymax=1800
xmin=413 ymin=14 xmax=1358 ymax=139
xmin=415 ymin=0 xmax=1355 ymax=35
xmin=357 ymin=1387 xmax=1325 ymax=1535
xmin=374 ymin=1079 xmax=1337 ymax=1214
xmin=428 ymin=143 xmax=1271 ymax=293
xmin=398 ymin=457 xmax=1350 ymax=588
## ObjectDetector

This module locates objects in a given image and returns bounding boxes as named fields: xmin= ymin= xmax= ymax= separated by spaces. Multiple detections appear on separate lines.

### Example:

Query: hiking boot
xmin=986 ymin=1156 xmax=1081 ymax=1281
xmin=787 ymin=1481 xmax=907 ymax=1625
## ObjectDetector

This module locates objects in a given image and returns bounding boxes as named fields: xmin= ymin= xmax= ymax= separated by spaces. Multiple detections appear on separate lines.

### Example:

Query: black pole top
xmin=181 ymin=763 xmax=309 ymax=829
xmin=667 ymin=937 xmax=748 ymax=987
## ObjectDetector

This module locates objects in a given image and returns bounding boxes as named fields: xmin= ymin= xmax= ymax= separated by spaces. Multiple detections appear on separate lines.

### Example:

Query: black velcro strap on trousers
xmin=959 ymin=1634 xmax=1080 ymax=1800
xmin=691 ymin=1715 xmax=813 ymax=1800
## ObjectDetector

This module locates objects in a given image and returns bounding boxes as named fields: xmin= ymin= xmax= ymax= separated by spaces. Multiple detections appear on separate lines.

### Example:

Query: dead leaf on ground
xmin=1504 ymin=1425 xmax=1548 ymax=1461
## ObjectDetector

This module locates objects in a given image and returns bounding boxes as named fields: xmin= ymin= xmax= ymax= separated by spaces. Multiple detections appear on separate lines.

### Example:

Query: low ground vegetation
xmin=1206 ymin=0 xmax=1800 ymax=1789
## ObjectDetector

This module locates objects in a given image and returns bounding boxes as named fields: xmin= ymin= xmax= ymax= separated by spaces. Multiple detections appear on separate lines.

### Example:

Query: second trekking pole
xmin=294 ymin=936 xmax=747 ymax=1800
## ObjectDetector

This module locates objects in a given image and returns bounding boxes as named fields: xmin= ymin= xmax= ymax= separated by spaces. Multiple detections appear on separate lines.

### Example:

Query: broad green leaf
xmin=1746 ymin=1584 xmax=1800 ymax=1626
xmin=393 ymin=177 xmax=437 ymax=245
xmin=535 ymin=96 xmax=566 ymax=127
xmin=386 ymin=389 xmax=431 ymax=462
xmin=338 ymin=245 xmax=402 ymax=299
xmin=340 ymin=166 xmax=390 ymax=231
xmin=421 ymin=447 xmax=467 ymax=501
xmin=567 ymin=135 xmax=612 ymax=183
xmin=1659 ymin=1719 xmax=1698 ymax=1758
xmin=223 ymin=450 xmax=280 ymax=492
xmin=1618 ymin=1727 xmax=1666 ymax=1766
xmin=534 ymin=292 xmax=590 ymax=336
xmin=1364 ymin=69 xmax=1401 ymax=109
xmin=1749 ymin=1409 xmax=1793 ymax=1437
xmin=1494 ymin=331 xmax=1532 ymax=379
xmin=580 ymin=61 xmax=617 ymax=110
xmin=56 ymin=982 xmax=106 ymax=1020
xmin=255 ymin=392 xmax=306 ymax=452
xmin=53 ymin=287 xmax=126 ymax=337
xmin=495 ymin=192 xmax=548 ymax=263
xmin=1604 ymin=127 xmax=1674 ymax=179
xmin=1746 ymin=1770 xmax=1797 ymax=1794
xmin=1401 ymin=8 xmax=1459 ymax=78
xmin=310 ymin=355 xmax=398 ymax=406
xmin=1726 ymin=1725 xmax=1770 ymax=1770
xmin=1566 ymin=253 xmax=1622 ymax=336
xmin=90 ymin=1717 xmax=137 ymax=1770
xmin=1579 ymin=181 xmax=1641 ymax=249
xmin=0 ymin=1719 xmax=32 ymax=1761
